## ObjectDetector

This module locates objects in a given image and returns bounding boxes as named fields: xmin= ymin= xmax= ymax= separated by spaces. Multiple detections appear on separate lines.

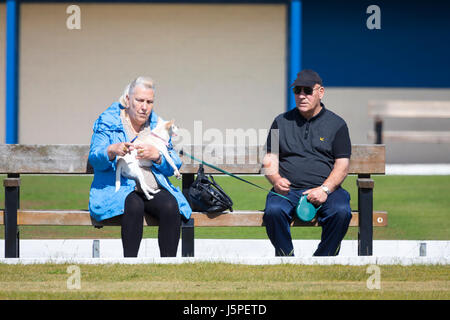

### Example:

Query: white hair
xmin=119 ymin=76 xmax=155 ymax=107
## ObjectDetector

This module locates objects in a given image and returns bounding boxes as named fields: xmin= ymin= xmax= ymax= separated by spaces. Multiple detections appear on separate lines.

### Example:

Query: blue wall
xmin=3 ymin=0 xmax=450 ymax=88
xmin=302 ymin=0 xmax=450 ymax=87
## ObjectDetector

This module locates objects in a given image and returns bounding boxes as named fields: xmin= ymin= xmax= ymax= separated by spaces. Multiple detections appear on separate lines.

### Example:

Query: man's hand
xmin=303 ymin=186 xmax=327 ymax=206
xmin=273 ymin=177 xmax=291 ymax=195
xmin=302 ymin=158 xmax=350 ymax=206
xmin=263 ymin=153 xmax=291 ymax=195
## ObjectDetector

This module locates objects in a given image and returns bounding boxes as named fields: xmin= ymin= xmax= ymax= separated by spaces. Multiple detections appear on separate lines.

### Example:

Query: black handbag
xmin=188 ymin=164 xmax=233 ymax=213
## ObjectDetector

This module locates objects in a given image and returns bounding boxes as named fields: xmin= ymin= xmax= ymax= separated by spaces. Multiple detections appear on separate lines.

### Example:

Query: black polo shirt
xmin=265 ymin=103 xmax=351 ymax=189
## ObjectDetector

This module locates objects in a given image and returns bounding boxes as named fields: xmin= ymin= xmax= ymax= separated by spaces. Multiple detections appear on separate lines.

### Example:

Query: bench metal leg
xmin=181 ymin=218 xmax=194 ymax=257
xmin=181 ymin=173 xmax=195 ymax=257
xmin=182 ymin=173 xmax=195 ymax=206
xmin=357 ymin=177 xmax=374 ymax=256
xmin=375 ymin=116 xmax=383 ymax=144
xmin=4 ymin=177 xmax=20 ymax=258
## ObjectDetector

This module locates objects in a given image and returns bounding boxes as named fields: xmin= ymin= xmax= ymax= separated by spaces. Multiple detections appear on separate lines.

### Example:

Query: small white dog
xmin=115 ymin=118 xmax=181 ymax=200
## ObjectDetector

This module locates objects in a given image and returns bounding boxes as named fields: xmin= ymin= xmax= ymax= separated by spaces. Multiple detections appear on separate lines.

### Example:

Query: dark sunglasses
xmin=293 ymin=86 xmax=319 ymax=95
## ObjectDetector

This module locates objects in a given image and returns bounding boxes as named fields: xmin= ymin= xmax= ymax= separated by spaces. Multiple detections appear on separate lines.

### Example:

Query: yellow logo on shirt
xmin=320 ymin=137 xmax=325 ymax=141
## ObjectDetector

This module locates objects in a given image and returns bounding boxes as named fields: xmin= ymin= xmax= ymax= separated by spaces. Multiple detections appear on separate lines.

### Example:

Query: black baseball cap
xmin=290 ymin=69 xmax=323 ymax=87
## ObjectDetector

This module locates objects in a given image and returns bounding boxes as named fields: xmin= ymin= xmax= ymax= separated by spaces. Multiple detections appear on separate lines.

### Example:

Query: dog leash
xmin=178 ymin=149 xmax=299 ymax=205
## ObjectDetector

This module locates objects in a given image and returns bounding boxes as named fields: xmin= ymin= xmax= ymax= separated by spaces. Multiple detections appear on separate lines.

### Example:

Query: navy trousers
xmin=263 ymin=187 xmax=352 ymax=256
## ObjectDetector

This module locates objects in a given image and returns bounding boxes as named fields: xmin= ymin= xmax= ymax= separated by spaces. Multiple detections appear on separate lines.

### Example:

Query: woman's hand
xmin=135 ymin=144 xmax=162 ymax=163
xmin=107 ymin=142 xmax=135 ymax=160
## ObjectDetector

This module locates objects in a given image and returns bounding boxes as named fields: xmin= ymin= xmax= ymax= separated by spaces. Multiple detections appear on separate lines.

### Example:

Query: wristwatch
xmin=321 ymin=185 xmax=330 ymax=195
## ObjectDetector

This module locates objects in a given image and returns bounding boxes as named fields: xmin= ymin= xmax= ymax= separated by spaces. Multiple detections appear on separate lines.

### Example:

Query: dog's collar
xmin=151 ymin=132 xmax=170 ymax=147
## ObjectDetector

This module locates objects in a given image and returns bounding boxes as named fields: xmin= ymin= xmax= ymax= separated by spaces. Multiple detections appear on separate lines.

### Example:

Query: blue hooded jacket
xmin=88 ymin=102 xmax=192 ymax=221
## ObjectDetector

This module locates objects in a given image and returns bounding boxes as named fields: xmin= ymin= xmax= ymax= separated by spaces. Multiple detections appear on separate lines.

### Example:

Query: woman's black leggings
xmin=121 ymin=189 xmax=181 ymax=257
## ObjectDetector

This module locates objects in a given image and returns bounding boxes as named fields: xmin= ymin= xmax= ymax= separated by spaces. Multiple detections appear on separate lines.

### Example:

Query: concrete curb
xmin=1 ymin=256 xmax=448 ymax=266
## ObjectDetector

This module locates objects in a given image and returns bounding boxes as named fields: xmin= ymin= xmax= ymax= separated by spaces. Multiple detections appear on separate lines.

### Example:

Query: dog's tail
xmin=115 ymin=159 xmax=123 ymax=192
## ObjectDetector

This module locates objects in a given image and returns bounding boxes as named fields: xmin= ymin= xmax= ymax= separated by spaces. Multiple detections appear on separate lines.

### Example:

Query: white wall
xmin=12 ymin=3 xmax=286 ymax=145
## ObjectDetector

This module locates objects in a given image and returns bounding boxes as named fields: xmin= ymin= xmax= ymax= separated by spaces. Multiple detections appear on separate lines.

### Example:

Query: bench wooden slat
xmin=368 ymin=100 xmax=450 ymax=118
xmin=190 ymin=211 xmax=388 ymax=227
xmin=0 ymin=144 xmax=385 ymax=175
xmin=0 ymin=144 xmax=92 ymax=174
xmin=368 ymin=131 xmax=450 ymax=143
xmin=0 ymin=210 xmax=387 ymax=227
xmin=180 ymin=144 xmax=385 ymax=175
xmin=347 ymin=144 xmax=385 ymax=174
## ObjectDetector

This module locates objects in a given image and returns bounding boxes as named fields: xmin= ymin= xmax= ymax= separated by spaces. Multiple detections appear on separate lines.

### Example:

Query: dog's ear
xmin=165 ymin=120 xmax=175 ymax=129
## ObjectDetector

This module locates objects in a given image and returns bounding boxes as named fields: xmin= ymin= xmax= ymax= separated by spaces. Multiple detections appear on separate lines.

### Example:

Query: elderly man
xmin=263 ymin=69 xmax=352 ymax=256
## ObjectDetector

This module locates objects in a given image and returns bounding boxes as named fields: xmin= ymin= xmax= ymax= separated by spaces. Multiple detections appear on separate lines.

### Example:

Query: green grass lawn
xmin=0 ymin=263 xmax=448 ymax=299
xmin=0 ymin=174 xmax=449 ymax=240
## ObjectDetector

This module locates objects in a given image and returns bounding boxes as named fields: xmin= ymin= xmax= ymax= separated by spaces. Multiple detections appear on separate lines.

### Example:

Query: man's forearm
xmin=262 ymin=153 xmax=291 ymax=194
xmin=265 ymin=172 xmax=282 ymax=186
xmin=262 ymin=153 xmax=279 ymax=186
xmin=322 ymin=158 xmax=350 ymax=192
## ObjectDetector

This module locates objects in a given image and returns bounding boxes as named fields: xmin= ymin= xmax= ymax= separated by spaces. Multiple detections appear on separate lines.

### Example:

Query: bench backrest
xmin=0 ymin=144 xmax=385 ymax=175
xmin=368 ymin=100 xmax=450 ymax=119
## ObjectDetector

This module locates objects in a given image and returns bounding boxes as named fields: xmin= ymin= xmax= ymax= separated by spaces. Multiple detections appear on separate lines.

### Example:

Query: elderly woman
xmin=88 ymin=76 xmax=191 ymax=257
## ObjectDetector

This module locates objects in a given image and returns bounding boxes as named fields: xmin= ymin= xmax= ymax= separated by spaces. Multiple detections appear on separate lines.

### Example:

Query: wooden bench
xmin=368 ymin=100 xmax=450 ymax=144
xmin=0 ymin=144 xmax=386 ymax=258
